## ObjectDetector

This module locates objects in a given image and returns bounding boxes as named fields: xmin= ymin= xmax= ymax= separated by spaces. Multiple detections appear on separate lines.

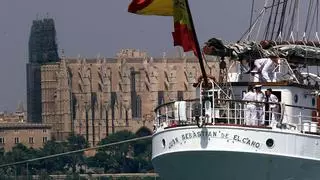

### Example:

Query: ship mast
xmin=185 ymin=0 xmax=209 ymax=86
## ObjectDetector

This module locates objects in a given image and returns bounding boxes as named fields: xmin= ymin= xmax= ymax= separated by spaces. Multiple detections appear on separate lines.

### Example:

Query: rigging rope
xmin=242 ymin=0 xmax=290 ymax=41
xmin=255 ymin=0 xmax=270 ymax=41
xmin=249 ymin=0 xmax=255 ymax=40
xmin=304 ymin=0 xmax=313 ymax=38
xmin=287 ymin=0 xmax=298 ymax=40
xmin=265 ymin=0 xmax=275 ymax=40
xmin=283 ymin=0 xmax=294 ymax=39
xmin=0 ymin=135 xmax=152 ymax=168
xmin=296 ymin=0 xmax=300 ymax=38
xmin=277 ymin=0 xmax=287 ymax=39
xmin=270 ymin=0 xmax=281 ymax=40
xmin=317 ymin=0 xmax=319 ymax=33
xmin=307 ymin=1 xmax=317 ymax=40
xmin=242 ymin=8 xmax=266 ymax=41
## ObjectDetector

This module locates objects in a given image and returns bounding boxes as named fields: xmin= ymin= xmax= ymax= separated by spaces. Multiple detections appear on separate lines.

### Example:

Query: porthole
xmin=162 ymin=139 xmax=166 ymax=148
xmin=266 ymin=138 xmax=274 ymax=148
xmin=294 ymin=94 xmax=298 ymax=103
xmin=312 ymin=98 xmax=316 ymax=106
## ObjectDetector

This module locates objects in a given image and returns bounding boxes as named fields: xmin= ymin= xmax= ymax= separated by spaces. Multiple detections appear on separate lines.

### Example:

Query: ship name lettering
xmin=181 ymin=130 xmax=217 ymax=141
xmin=233 ymin=135 xmax=261 ymax=148
xmin=169 ymin=137 xmax=179 ymax=149
xmin=221 ymin=133 xmax=229 ymax=139
xmin=167 ymin=131 xmax=261 ymax=149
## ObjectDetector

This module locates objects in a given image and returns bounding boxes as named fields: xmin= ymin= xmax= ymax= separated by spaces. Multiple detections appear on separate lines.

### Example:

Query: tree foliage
xmin=88 ymin=129 xmax=153 ymax=173
xmin=0 ymin=128 xmax=153 ymax=176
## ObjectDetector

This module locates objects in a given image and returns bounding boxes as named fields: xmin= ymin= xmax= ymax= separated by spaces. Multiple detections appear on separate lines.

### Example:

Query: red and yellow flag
xmin=128 ymin=0 xmax=197 ymax=55
xmin=128 ymin=0 xmax=173 ymax=16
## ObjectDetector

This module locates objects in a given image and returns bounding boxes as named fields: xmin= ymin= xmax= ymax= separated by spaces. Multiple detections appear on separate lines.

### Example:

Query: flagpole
xmin=184 ymin=0 xmax=208 ymax=86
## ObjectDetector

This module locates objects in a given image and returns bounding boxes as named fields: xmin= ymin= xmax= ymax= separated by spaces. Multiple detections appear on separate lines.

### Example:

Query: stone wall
xmin=41 ymin=49 xmax=219 ymax=146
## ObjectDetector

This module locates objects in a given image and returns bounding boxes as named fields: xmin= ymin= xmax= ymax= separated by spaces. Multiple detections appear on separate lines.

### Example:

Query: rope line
xmin=0 ymin=135 xmax=152 ymax=168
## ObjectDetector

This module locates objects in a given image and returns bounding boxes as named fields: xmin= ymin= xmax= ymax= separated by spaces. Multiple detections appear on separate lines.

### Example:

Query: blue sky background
xmin=0 ymin=0 xmax=311 ymax=111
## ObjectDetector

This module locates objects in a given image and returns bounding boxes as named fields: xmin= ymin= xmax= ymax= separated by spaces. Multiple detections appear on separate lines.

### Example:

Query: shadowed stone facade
xmin=40 ymin=49 xmax=219 ymax=146
xmin=27 ymin=18 xmax=59 ymax=123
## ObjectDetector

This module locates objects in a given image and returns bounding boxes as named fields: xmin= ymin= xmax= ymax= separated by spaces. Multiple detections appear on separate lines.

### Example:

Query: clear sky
xmin=2 ymin=0 xmax=308 ymax=111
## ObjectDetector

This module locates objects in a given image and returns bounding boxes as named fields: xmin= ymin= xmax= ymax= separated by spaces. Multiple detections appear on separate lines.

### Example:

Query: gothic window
xmin=130 ymin=68 xmax=136 ymax=92
xmin=135 ymin=72 xmax=140 ymax=92
xmin=136 ymin=95 xmax=142 ymax=118
xmin=125 ymin=110 xmax=129 ymax=127
xmin=130 ymin=67 xmax=139 ymax=118
xmin=105 ymin=110 xmax=109 ymax=136
xmin=91 ymin=92 xmax=97 ymax=111
xmin=111 ymin=92 xmax=117 ymax=119
xmin=72 ymin=93 xmax=77 ymax=120
xmin=120 ymin=103 xmax=123 ymax=119
xmin=177 ymin=91 xmax=184 ymax=101
xmin=111 ymin=92 xmax=117 ymax=133
xmin=132 ymin=95 xmax=142 ymax=118
xmin=158 ymin=91 xmax=165 ymax=105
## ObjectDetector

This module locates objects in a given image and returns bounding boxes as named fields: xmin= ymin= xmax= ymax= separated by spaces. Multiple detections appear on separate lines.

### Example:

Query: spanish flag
xmin=128 ymin=0 xmax=197 ymax=55
xmin=128 ymin=0 xmax=173 ymax=16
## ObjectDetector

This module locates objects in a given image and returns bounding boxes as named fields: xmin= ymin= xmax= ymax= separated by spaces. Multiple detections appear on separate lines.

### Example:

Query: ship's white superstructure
xmin=151 ymin=56 xmax=320 ymax=180
xmin=147 ymin=0 xmax=320 ymax=179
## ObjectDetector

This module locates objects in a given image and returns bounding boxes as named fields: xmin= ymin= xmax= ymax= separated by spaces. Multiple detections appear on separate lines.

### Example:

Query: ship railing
xmin=282 ymin=112 xmax=320 ymax=133
xmin=278 ymin=103 xmax=320 ymax=133
xmin=274 ymin=58 xmax=301 ymax=83
xmin=154 ymin=98 xmax=320 ymax=134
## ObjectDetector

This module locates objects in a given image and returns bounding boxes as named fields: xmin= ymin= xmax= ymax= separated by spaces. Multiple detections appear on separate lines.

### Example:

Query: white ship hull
xmin=152 ymin=126 xmax=320 ymax=180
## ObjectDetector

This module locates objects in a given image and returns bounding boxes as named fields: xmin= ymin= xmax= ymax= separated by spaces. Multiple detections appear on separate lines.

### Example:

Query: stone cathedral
xmin=40 ymin=49 xmax=218 ymax=146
